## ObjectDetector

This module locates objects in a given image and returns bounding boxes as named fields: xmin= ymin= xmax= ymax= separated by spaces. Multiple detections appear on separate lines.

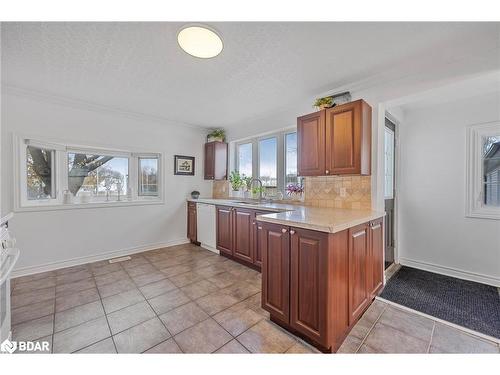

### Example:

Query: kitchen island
xmin=187 ymin=198 xmax=385 ymax=352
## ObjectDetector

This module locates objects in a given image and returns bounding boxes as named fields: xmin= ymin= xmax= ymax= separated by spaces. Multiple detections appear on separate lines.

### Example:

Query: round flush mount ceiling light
xmin=177 ymin=25 xmax=223 ymax=59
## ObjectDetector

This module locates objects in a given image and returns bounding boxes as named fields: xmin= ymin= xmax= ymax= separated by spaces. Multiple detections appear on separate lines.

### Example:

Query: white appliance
xmin=196 ymin=203 xmax=218 ymax=254
xmin=0 ymin=213 xmax=19 ymax=345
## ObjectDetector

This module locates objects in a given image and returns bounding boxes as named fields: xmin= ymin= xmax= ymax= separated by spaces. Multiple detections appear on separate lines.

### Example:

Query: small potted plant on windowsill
xmin=229 ymin=170 xmax=244 ymax=198
xmin=207 ymin=129 xmax=226 ymax=143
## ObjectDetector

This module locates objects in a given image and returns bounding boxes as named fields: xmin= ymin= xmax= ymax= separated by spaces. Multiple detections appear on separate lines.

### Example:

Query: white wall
xmin=1 ymin=92 xmax=212 ymax=275
xmin=396 ymin=92 xmax=500 ymax=286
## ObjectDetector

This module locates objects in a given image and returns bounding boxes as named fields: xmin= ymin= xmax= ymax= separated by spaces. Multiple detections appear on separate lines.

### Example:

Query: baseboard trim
xmin=376 ymin=297 xmax=500 ymax=344
xmin=398 ymin=257 xmax=500 ymax=287
xmin=11 ymin=238 xmax=190 ymax=278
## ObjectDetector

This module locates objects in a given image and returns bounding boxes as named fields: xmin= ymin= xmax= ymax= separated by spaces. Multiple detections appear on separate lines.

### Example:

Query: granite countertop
xmin=187 ymin=198 xmax=385 ymax=234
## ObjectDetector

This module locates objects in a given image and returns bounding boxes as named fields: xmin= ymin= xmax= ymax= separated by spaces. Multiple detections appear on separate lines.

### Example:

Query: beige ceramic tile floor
xmin=10 ymin=243 xmax=500 ymax=354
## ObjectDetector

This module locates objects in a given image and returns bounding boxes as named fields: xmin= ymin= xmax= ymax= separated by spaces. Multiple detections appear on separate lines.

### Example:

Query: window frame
xmin=14 ymin=135 xmax=163 ymax=212
xmin=137 ymin=154 xmax=161 ymax=198
xmin=234 ymin=127 xmax=296 ymax=194
xmin=465 ymin=121 xmax=500 ymax=220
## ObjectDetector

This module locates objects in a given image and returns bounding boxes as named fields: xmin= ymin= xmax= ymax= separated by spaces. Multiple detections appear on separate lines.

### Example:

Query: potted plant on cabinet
xmin=207 ymin=129 xmax=226 ymax=143
xmin=313 ymin=96 xmax=335 ymax=110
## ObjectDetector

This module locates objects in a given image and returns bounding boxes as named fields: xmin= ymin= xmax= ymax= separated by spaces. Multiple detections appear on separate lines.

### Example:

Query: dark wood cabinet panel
xmin=233 ymin=208 xmax=253 ymax=263
xmin=348 ymin=222 xmax=370 ymax=325
xmin=204 ymin=141 xmax=227 ymax=180
xmin=290 ymin=227 xmax=329 ymax=346
xmin=187 ymin=202 xmax=197 ymax=243
xmin=216 ymin=206 xmax=233 ymax=255
xmin=325 ymin=100 xmax=371 ymax=175
xmin=252 ymin=211 xmax=270 ymax=268
xmin=261 ymin=222 xmax=290 ymax=324
xmin=297 ymin=111 xmax=326 ymax=176
xmin=297 ymin=100 xmax=371 ymax=176
xmin=368 ymin=218 xmax=384 ymax=298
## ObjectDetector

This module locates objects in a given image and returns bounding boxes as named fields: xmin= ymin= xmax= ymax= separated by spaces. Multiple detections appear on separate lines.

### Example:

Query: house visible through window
xmin=259 ymin=137 xmax=277 ymax=187
xmin=67 ymin=153 xmax=129 ymax=200
xmin=139 ymin=157 xmax=159 ymax=196
xmin=17 ymin=136 xmax=162 ymax=210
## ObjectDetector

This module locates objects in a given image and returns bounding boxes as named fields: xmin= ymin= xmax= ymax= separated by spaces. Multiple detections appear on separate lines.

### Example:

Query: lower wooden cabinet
xmin=260 ymin=222 xmax=290 ymax=324
xmin=215 ymin=205 xmax=277 ymax=269
xmin=260 ymin=218 xmax=383 ymax=353
xmin=216 ymin=206 xmax=233 ymax=256
xmin=233 ymin=207 xmax=253 ymax=263
xmin=290 ymin=227 xmax=329 ymax=346
xmin=348 ymin=222 xmax=370 ymax=324
xmin=187 ymin=202 xmax=197 ymax=243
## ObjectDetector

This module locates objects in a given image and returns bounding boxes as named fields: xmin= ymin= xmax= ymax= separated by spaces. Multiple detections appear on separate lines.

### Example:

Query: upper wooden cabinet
xmin=297 ymin=99 xmax=372 ymax=176
xmin=297 ymin=111 xmax=326 ymax=176
xmin=204 ymin=141 xmax=227 ymax=180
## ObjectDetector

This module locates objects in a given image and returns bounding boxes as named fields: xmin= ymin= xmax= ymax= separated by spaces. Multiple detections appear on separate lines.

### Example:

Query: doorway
xmin=384 ymin=117 xmax=396 ymax=270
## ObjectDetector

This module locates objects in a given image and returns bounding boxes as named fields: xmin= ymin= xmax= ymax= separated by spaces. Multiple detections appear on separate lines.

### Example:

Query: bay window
xmin=15 ymin=136 xmax=162 ymax=211
xmin=235 ymin=128 xmax=302 ymax=195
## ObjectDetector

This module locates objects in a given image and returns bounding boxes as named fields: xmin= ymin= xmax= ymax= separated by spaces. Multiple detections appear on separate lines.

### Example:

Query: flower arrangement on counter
xmin=286 ymin=183 xmax=304 ymax=201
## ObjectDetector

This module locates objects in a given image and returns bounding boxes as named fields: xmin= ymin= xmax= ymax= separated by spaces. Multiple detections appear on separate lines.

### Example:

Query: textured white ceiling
xmin=1 ymin=22 xmax=499 ymax=133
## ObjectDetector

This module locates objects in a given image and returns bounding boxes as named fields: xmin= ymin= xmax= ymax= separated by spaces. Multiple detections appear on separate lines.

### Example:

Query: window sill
xmin=14 ymin=199 xmax=164 ymax=213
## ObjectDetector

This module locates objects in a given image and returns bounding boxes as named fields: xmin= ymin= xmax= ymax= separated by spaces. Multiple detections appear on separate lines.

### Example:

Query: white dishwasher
xmin=196 ymin=203 xmax=218 ymax=254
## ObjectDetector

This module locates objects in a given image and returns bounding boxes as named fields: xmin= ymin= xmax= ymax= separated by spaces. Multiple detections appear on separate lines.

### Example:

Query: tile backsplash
xmin=212 ymin=175 xmax=371 ymax=210
xmin=303 ymin=176 xmax=371 ymax=209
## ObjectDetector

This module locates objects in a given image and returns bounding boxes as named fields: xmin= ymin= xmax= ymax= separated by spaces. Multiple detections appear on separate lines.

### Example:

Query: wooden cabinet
xmin=368 ymin=218 xmax=384 ymax=298
xmin=297 ymin=111 xmax=326 ymax=176
xmin=204 ymin=141 xmax=227 ymax=180
xmin=290 ymin=227 xmax=329 ymax=346
xmin=348 ymin=222 xmax=370 ymax=325
xmin=233 ymin=207 xmax=253 ymax=263
xmin=215 ymin=206 xmax=277 ymax=270
xmin=216 ymin=206 xmax=233 ymax=255
xmin=259 ymin=217 xmax=383 ymax=353
xmin=260 ymin=222 xmax=290 ymax=325
xmin=187 ymin=202 xmax=197 ymax=243
xmin=297 ymin=99 xmax=371 ymax=176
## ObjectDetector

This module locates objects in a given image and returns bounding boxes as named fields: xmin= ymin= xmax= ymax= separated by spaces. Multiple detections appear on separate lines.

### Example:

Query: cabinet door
xmin=213 ymin=142 xmax=228 ymax=180
xmin=297 ymin=111 xmax=326 ymax=176
xmin=325 ymin=101 xmax=360 ymax=175
xmin=252 ymin=218 xmax=261 ymax=267
xmin=187 ymin=203 xmax=197 ymax=243
xmin=348 ymin=222 xmax=370 ymax=324
xmin=260 ymin=222 xmax=290 ymax=324
xmin=233 ymin=208 xmax=253 ymax=263
xmin=216 ymin=206 xmax=233 ymax=255
xmin=204 ymin=142 xmax=215 ymax=180
xmin=290 ymin=227 xmax=329 ymax=346
xmin=368 ymin=218 xmax=384 ymax=298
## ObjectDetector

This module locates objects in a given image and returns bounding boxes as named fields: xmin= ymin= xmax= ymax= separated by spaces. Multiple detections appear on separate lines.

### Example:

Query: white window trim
xmin=465 ymin=121 xmax=500 ymax=220
xmin=13 ymin=134 xmax=164 ymax=212
xmin=234 ymin=126 xmax=296 ymax=193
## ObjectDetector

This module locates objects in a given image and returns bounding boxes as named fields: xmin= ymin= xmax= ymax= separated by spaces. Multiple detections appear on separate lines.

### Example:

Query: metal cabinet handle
xmin=325 ymin=170 xmax=330 ymax=174
xmin=258 ymin=226 xmax=262 ymax=230
xmin=252 ymin=222 xmax=256 ymax=225
xmin=289 ymin=230 xmax=295 ymax=235
xmin=281 ymin=228 xmax=287 ymax=233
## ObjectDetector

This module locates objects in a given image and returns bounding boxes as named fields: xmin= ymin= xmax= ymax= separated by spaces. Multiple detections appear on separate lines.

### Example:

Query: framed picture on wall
xmin=174 ymin=155 xmax=195 ymax=176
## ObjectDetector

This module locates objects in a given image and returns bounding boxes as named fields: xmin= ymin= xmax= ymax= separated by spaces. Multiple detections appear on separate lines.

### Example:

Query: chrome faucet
xmin=249 ymin=178 xmax=264 ymax=201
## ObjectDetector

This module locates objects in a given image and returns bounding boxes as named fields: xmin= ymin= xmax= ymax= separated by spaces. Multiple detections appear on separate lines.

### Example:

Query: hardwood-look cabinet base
xmin=260 ymin=219 xmax=384 ymax=353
